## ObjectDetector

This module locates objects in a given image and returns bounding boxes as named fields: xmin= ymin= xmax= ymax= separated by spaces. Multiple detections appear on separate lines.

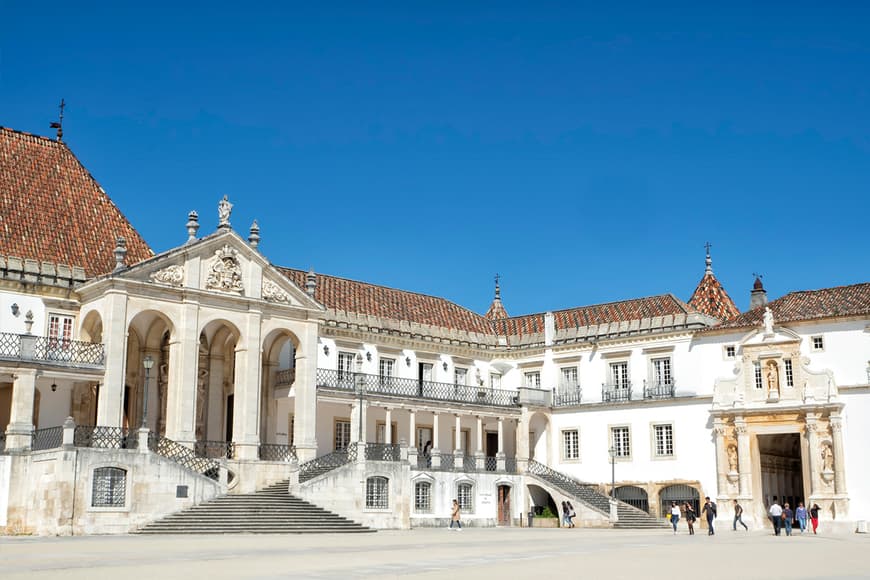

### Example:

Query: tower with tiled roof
xmin=484 ymin=274 xmax=508 ymax=321
xmin=687 ymin=244 xmax=740 ymax=322
xmin=0 ymin=127 xmax=153 ymax=276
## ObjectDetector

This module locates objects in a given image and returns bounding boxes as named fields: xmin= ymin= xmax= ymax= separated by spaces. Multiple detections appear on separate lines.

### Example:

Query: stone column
xmin=232 ymin=307 xmax=262 ymax=460
xmin=735 ymin=416 xmax=752 ymax=498
xmin=98 ymin=289 xmax=128 ymax=426
xmin=5 ymin=370 xmax=37 ymax=451
xmin=516 ymin=413 xmax=530 ymax=472
xmin=431 ymin=411 xmax=441 ymax=468
xmin=206 ymin=353 xmax=224 ymax=441
xmin=474 ymin=415 xmax=485 ymax=469
xmin=385 ymin=407 xmax=392 ymax=444
xmin=497 ymin=417 xmax=505 ymax=455
xmin=165 ymin=300 xmax=200 ymax=445
xmin=713 ymin=418 xmax=729 ymax=498
xmin=293 ymin=322 xmax=319 ymax=462
xmin=454 ymin=414 xmax=461 ymax=453
xmin=408 ymin=409 xmax=416 ymax=449
xmin=805 ymin=413 xmax=820 ymax=497
xmin=830 ymin=413 xmax=847 ymax=495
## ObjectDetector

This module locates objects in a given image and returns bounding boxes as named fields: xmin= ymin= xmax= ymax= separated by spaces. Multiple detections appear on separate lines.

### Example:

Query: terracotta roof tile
xmin=0 ymin=127 xmax=152 ymax=276
xmin=688 ymin=272 xmax=740 ymax=321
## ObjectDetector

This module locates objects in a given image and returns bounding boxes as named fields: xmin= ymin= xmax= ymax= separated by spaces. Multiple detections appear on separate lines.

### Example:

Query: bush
xmin=539 ymin=506 xmax=558 ymax=519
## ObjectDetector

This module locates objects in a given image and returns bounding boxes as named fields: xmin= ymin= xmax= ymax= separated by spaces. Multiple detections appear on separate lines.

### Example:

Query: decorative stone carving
xmin=765 ymin=360 xmax=780 ymax=400
xmin=262 ymin=278 xmax=291 ymax=303
xmin=762 ymin=306 xmax=774 ymax=336
xmin=218 ymin=195 xmax=233 ymax=228
xmin=821 ymin=441 xmax=834 ymax=472
xmin=206 ymin=245 xmax=244 ymax=294
xmin=150 ymin=264 xmax=184 ymax=287
xmin=727 ymin=444 xmax=739 ymax=472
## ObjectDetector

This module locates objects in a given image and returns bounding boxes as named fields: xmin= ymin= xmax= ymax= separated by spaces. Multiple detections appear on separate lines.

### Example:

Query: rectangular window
xmin=524 ymin=372 xmax=541 ymax=389
xmin=651 ymin=357 xmax=672 ymax=386
xmin=562 ymin=429 xmax=579 ymax=460
xmin=725 ymin=345 xmax=736 ymax=358
xmin=490 ymin=372 xmax=502 ymax=389
xmin=457 ymin=483 xmax=474 ymax=512
xmin=784 ymin=359 xmax=794 ymax=387
xmin=365 ymin=477 xmax=389 ymax=509
xmin=653 ymin=424 xmax=674 ymax=457
xmin=414 ymin=482 xmax=431 ymax=513
xmin=812 ymin=336 xmax=824 ymax=351
xmin=611 ymin=426 xmax=631 ymax=458
xmin=610 ymin=362 xmax=630 ymax=390
xmin=754 ymin=361 xmax=763 ymax=389
xmin=419 ymin=362 xmax=433 ymax=384
xmin=334 ymin=420 xmax=351 ymax=451
xmin=378 ymin=358 xmax=394 ymax=378
xmin=92 ymin=467 xmax=126 ymax=507
xmin=454 ymin=367 xmax=467 ymax=386
xmin=560 ymin=367 xmax=578 ymax=388
xmin=338 ymin=352 xmax=356 ymax=383
xmin=47 ymin=314 xmax=74 ymax=352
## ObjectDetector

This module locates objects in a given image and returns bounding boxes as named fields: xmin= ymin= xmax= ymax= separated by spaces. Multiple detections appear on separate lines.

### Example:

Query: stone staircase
xmin=527 ymin=461 xmax=669 ymax=530
xmin=137 ymin=480 xmax=373 ymax=534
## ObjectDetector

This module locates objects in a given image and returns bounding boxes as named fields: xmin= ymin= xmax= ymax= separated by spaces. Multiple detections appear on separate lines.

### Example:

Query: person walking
xmin=684 ymin=502 xmax=696 ymax=536
xmin=702 ymin=497 xmax=717 ymax=536
xmin=795 ymin=502 xmax=808 ymax=534
xmin=810 ymin=503 xmax=820 ymax=534
xmin=732 ymin=499 xmax=748 ymax=531
xmin=423 ymin=441 xmax=433 ymax=468
xmin=783 ymin=503 xmax=794 ymax=536
xmin=566 ymin=501 xmax=576 ymax=528
xmin=449 ymin=499 xmax=463 ymax=531
xmin=561 ymin=501 xmax=570 ymax=528
xmin=670 ymin=501 xmax=681 ymax=534
xmin=769 ymin=497 xmax=783 ymax=536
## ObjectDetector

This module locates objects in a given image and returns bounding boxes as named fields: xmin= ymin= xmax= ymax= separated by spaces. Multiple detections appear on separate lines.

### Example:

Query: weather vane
xmin=49 ymin=99 xmax=65 ymax=142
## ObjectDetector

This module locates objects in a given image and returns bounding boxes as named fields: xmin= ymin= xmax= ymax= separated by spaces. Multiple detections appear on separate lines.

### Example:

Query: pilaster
xmin=713 ymin=418 xmax=729 ymax=498
xmin=735 ymin=416 xmax=752 ymax=498
xmin=805 ymin=413 xmax=821 ymax=497
xmin=165 ymin=300 xmax=199 ymax=445
xmin=293 ymin=322 xmax=320 ymax=462
xmin=98 ymin=290 xmax=128 ymax=426
xmin=5 ymin=370 xmax=37 ymax=451
xmin=233 ymin=306 xmax=262 ymax=460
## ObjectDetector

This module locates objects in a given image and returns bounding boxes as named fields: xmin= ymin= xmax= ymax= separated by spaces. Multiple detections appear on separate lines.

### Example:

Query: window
xmin=562 ymin=429 xmax=580 ymax=460
xmin=414 ymin=481 xmax=432 ymax=513
xmin=812 ymin=336 xmax=824 ymax=351
xmin=366 ymin=476 xmax=389 ymax=509
xmin=457 ymin=482 xmax=474 ymax=512
xmin=92 ymin=467 xmax=126 ymax=507
xmin=454 ymin=367 xmax=467 ymax=386
xmin=47 ymin=314 xmax=74 ymax=357
xmin=379 ymin=358 xmax=394 ymax=387
xmin=725 ymin=345 xmax=736 ymax=359
xmin=560 ymin=367 xmax=578 ymax=388
xmin=611 ymin=426 xmax=631 ymax=458
xmin=338 ymin=352 xmax=356 ymax=383
xmin=651 ymin=357 xmax=672 ymax=386
xmin=653 ymin=424 xmax=674 ymax=457
xmin=490 ymin=372 xmax=502 ymax=389
xmin=524 ymin=371 xmax=541 ymax=389
xmin=610 ymin=362 xmax=630 ymax=390
xmin=754 ymin=361 xmax=763 ymax=389
xmin=784 ymin=359 xmax=794 ymax=388
xmin=418 ymin=362 xmax=433 ymax=384
xmin=334 ymin=420 xmax=351 ymax=451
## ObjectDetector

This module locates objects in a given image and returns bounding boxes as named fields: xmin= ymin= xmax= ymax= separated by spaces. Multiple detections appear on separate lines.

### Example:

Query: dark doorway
xmin=123 ymin=385 xmax=131 ymax=429
xmin=225 ymin=394 xmax=234 ymax=442
xmin=758 ymin=433 xmax=805 ymax=513
xmin=497 ymin=485 xmax=511 ymax=526
xmin=486 ymin=432 xmax=498 ymax=456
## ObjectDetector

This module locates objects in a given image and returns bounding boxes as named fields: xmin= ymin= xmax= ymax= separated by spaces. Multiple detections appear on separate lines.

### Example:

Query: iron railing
xmin=32 ymin=426 xmax=64 ymax=451
xmin=0 ymin=332 xmax=105 ymax=367
xmin=463 ymin=455 xmax=478 ymax=472
xmin=553 ymin=386 xmax=583 ymax=406
xmin=298 ymin=446 xmax=357 ymax=483
xmin=149 ymin=434 xmax=220 ymax=480
xmin=504 ymin=457 xmax=517 ymax=474
xmin=364 ymin=443 xmax=401 ymax=461
xmin=195 ymin=440 xmax=235 ymax=459
xmin=275 ymin=368 xmax=295 ymax=386
xmin=416 ymin=453 xmax=430 ymax=469
xmin=438 ymin=453 xmax=455 ymax=471
xmin=643 ymin=380 xmax=675 ymax=399
xmin=258 ymin=443 xmax=297 ymax=462
xmin=315 ymin=368 xmax=519 ymax=408
xmin=74 ymin=426 xmax=134 ymax=449
xmin=602 ymin=383 xmax=632 ymax=403
xmin=484 ymin=456 xmax=498 ymax=471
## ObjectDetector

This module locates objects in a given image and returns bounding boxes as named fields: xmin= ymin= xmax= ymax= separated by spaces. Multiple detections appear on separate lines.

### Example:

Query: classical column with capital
xmin=805 ymin=413 xmax=821 ymax=497
xmin=735 ymin=416 xmax=752 ymax=498
xmin=713 ymin=418 xmax=729 ymax=498
xmin=830 ymin=413 xmax=847 ymax=495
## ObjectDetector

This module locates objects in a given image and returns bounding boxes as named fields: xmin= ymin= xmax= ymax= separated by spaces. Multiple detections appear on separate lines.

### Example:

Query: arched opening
xmin=197 ymin=320 xmax=241 ymax=450
xmin=124 ymin=310 xmax=174 ymax=432
xmin=528 ymin=412 xmax=550 ymax=463
xmin=260 ymin=329 xmax=301 ymax=447
xmin=527 ymin=483 xmax=558 ymax=520
xmin=660 ymin=484 xmax=701 ymax=517
xmin=615 ymin=485 xmax=649 ymax=513
xmin=79 ymin=310 xmax=103 ymax=344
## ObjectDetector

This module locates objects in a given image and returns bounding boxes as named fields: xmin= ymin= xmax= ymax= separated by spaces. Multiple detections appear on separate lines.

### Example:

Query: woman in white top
xmin=670 ymin=502 xmax=682 ymax=534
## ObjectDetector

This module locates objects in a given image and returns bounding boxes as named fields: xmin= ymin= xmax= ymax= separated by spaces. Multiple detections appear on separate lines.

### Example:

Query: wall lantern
xmin=405 ymin=356 xmax=411 ymax=367
xmin=11 ymin=303 xmax=19 ymax=317
xmin=323 ymin=344 xmax=330 ymax=356
xmin=366 ymin=351 xmax=372 ymax=362
xmin=51 ymin=383 xmax=57 ymax=392
xmin=442 ymin=361 xmax=448 ymax=372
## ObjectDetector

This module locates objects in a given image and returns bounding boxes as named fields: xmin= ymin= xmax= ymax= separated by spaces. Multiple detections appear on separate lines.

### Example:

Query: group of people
xmin=561 ymin=501 xmax=576 ymax=528
xmin=669 ymin=496 xmax=717 ymax=535
xmin=768 ymin=497 xmax=820 ymax=536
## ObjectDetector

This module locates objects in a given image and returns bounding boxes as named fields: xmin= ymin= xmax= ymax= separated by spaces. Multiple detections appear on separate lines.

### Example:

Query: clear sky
xmin=2 ymin=2 xmax=868 ymax=317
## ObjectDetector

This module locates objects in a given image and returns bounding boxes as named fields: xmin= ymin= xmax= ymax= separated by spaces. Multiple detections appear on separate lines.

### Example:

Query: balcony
xmin=643 ymin=379 xmax=675 ymax=399
xmin=0 ymin=332 xmax=105 ymax=368
xmin=553 ymin=385 xmax=583 ymax=407
xmin=315 ymin=368 xmax=519 ymax=408
xmin=601 ymin=382 xmax=632 ymax=403
xmin=275 ymin=368 xmax=295 ymax=387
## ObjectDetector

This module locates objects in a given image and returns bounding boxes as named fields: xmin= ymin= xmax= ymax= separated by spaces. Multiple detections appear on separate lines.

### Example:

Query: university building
xmin=1 ymin=126 xmax=867 ymax=534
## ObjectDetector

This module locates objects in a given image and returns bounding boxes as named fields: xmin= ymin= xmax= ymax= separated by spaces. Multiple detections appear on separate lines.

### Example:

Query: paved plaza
xmin=1 ymin=527 xmax=868 ymax=579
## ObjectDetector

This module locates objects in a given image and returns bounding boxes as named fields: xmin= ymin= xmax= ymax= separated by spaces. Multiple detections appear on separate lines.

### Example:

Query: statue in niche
xmin=766 ymin=360 xmax=780 ymax=396
xmin=195 ymin=367 xmax=209 ymax=440
xmin=727 ymin=444 xmax=739 ymax=472
xmin=821 ymin=442 xmax=834 ymax=472
xmin=762 ymin=306 xmax=775 ymax=335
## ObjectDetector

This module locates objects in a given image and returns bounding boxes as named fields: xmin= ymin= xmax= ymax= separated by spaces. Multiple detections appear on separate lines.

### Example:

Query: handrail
xmin=298 ymin=446 xmax=357 ymax=483
xmin=364 ymin=442 xmax=401 ymax=461
xmin=0 ymin=332 xmax=105 ymax=367
xmin=258 ymin=443 xmax=297 ymax=462
xmin=32 ymin=426 xmax=64 ymax=451
xmin=149 ymin=434 xmax=220 ymax=481
xmin=74 ymin=426 xmax=134 ymax=449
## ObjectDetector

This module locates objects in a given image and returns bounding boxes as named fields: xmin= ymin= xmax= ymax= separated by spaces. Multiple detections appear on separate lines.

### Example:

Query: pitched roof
xmin=279 ymin=267 xmax=496 ymax=334
xmin=0 ymin=127 xmax=152 ymax=276
xmin=713 ymin=282 xmax=870 ymax=331
xmin=484 ymin=282 xmax=508 ymax=321
xmin=688 ymin=272 xmax=740 ymax=321
xmin=494 ymin=294 xmax=696 ymax=337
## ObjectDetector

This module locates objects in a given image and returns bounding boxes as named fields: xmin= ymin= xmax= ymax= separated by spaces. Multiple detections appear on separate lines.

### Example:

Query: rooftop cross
xmin=704 ymin=242 xmax=713 ymax=274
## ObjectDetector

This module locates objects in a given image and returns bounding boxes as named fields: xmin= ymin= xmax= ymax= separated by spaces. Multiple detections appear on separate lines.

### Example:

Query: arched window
xmin=414 ymin=481 xmax=432 ymax=513
xmin=92 ymin=467 xmax=127 ymax=507
xmin=660 ymin=484 xmax=700 ymax=516
xmin=615 ymin=485 xmax=649 ymax=513
xmin=457 ymin=482 xmax=474 ymax=513
xmin=366 ymin=476 xmax=389 ymax=509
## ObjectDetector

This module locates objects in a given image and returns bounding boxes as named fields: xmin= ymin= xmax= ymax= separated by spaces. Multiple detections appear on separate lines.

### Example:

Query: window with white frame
xmin=338 ymin=352 xmax=356 ymax=382
xmin=651 ymin=357 xmax=672 ymax=386
xmin=457 ymin=482 xmax=474 ymax=512
xmin=454 ymin=367 xmax=467 ymax=386
xmin=414 ymin=481 xmax=432 ymax=513
xmin=490 ymin=372 xmax=502 ymax=389
xmin=725 ymin=345 xmax=736 ymax=359
xmin=754 ymin=361 xmax=763 ymax=389
xmin=560 ymin=367 xmax=579 ymax=388
xmin=366 ymin=476 xmax=389 ymax=509
xmin=562 ymin=429 xmax=580 ymax=460
xmin=653 ymin=424 xmax=674 ymax=457
xmin=379 ymin=358 xmax=394 ymax=386
xmin=784 ymin=359 xmax=794 ymax=387
xmin=610 ymin=362 xmax=630 ymax=390
xmin=812 ymin=336 xmax=824 ymax=351
xmin=611 ymin=426 xmax=631 ymax=458
xmin=47 ymin=313 xmax=74 ymax=352
xmin=524 ymin=371 xmax=541 ymax=389
xmin=334 ymin=420 xmax=351 ymax=451
xmin=92 ymin=467 xmax=126 ymax=507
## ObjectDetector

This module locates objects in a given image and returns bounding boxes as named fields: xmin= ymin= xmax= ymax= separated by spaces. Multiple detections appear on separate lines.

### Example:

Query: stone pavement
xmin=1 ymin=527 xmax=868 ymax=579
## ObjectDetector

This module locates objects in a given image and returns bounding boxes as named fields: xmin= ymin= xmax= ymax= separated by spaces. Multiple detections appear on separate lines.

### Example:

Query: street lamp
xmin=142 ymin=355 xmax=154 ymax=430
xmin=608 ymin=446 xmax=616 ymax=499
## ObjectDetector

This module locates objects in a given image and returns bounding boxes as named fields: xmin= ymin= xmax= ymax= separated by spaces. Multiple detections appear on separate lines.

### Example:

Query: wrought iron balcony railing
xmin=643 ymin=379 xmax=676 ymax=399
xmin=0 ymin=332 xmax=105 ymax=367
xmin=258 ymin=443 xmax=297 ymax=462
xmin=0 ymin=433 xmax=5 ymax=454
xmin=364 ymin=442 xmax=401 ymax=462
xmin=32 ymin=426 xmax=64 ymax=451
xmin=195 ymin=440 xmax=236 ymax=459
xmin=601 ymin=382 xmax=632 ymax=403
xmin=553 ymin=385 xmax=583 ymax=407
xmin=315 ymin=368 xmax=519 ymax=408
xmin=74 ymin=426 xmax=134 ymax=449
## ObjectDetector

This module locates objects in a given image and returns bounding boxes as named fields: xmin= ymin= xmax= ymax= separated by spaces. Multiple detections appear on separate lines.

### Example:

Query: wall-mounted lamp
xmin=405 ymin=356 xmax=411 ymax=367
xmin=366 ymin=351 xmax=372 ymax=362
xmin=442 ymin=361 xmax=448 ymax=372
xmin=323 ymin=344 xmax=330 ymax=356
xmin=11 ymin=303 xmax=19 ymax=317
xmin=51 ymin=383 xmax=57 ymax=392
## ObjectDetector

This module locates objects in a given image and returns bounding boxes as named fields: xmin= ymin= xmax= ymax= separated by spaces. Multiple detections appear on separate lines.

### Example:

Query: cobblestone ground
xmin=2 ymin=528 xmax=868 ymax=579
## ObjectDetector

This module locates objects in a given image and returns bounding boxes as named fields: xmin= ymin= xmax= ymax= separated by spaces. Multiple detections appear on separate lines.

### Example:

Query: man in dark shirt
xmin=733 ymin=499 xmax=748 ymax=531
xmin=702 ymin=496 xmax=717 ymax=535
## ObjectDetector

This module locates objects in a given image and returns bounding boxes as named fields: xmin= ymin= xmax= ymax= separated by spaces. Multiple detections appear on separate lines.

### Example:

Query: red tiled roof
xmin=713 ymin=282 xmax=870 ymax=330
xmin=688 ymin=272 xmax=740 ymax=321
xmin=494 ymin=294 xmax=695 ymax=337
xmin=0 ymin=127 xmax=152 ymax=276
xmin=485 ymin=298 xmax=508 ymax=320
xmin=279 ymin=267 xmax=496 ymax=334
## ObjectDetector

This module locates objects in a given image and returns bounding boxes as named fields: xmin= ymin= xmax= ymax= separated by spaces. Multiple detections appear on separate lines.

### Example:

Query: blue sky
xmin=2 ymin=2 xmax=868 ymax=316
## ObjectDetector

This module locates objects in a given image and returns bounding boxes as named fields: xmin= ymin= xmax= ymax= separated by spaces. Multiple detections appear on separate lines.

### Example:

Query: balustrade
xmin=0 ymin=332 xmax=105 ymax=367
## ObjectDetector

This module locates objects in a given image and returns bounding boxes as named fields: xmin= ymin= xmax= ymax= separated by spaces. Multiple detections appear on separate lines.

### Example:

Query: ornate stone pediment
xmin=262 ymin=278 xmax=291 ymax=303
xmin=150 ymin=264 xmax=184 ymax=287
xmin=206 ymin=245 xmax=244 ymax=294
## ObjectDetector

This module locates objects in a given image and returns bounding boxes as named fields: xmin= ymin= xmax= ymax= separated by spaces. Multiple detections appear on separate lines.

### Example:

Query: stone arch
xmin=79 ymin=310 xmax=103 ymax=343
xmin=659 ymin=483 xmax=701 ymax=516
xmin=614 ymin=485 xmax=650 ymax=513
xmin=526 ymin=483 xmax=559 ymax=520
xmin=198 ymin=319 xmax=241 ymax=443
xmin=125 ymin=310 xmax=175 ymax=432
xmin=528 ymin=411 xmax=550 ymax=463
xmin=260 ymin=328 xmax=302 ymax=446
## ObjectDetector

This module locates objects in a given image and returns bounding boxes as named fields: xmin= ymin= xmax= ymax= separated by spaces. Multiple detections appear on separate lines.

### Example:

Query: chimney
xmin=749 ymin=276 xmax=767 ymax=310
